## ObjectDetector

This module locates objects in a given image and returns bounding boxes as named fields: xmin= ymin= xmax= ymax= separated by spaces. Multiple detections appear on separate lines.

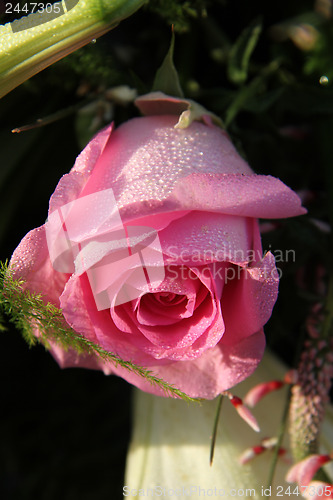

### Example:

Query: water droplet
xmin=319 ymin=75 xmax=329 ymax=85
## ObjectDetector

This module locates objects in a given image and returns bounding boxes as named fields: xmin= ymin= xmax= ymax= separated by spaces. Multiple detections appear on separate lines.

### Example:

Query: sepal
xmin=135 ymin=91 xmax=224 ymax=129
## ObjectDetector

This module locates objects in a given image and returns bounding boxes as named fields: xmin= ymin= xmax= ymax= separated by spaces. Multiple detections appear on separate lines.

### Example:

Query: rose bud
xmin=9 ymin=93 xmax=306 ymax=399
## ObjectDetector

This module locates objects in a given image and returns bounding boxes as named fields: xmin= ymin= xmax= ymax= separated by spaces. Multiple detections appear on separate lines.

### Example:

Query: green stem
xmin=266 ymin=386 xmax=290 ymax=495
xmin=210 ymin=394 xmax=223 ymax=465
xmin=0 ymin=0 xmax=145 ymax=98
xmin=12 ymin=97 xmax=93 ymax=132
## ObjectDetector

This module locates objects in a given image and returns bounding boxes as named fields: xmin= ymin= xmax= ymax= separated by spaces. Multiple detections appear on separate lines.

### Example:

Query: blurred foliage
xmin=52 ymin=43 xmax=123 ymax=90
xmin=145 ymin=0 xmax=209 ymax=32
xmin=1 ymin=0 xmax=333 ymax=498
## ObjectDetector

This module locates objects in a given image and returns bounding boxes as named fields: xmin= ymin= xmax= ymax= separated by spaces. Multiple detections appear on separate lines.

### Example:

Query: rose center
xmin=153 ymin=292 xmax=187 ymax=306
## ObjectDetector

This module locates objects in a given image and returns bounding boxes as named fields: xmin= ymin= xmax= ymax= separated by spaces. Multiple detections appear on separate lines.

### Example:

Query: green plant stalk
xmin=266 ymin=386 xmax=290 ymax=495
xmin=209 ymin=394 xmax=223 ymax=465
xmin=0 ymin=0 xmax=145 ymax=99
xmin=224 ymin=59 xmax=280 ymax=127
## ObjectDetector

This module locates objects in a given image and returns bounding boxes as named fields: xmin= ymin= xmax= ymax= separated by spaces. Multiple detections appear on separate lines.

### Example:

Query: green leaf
xmin=0 ymin=0 xmax=145 ymax=99
xmin=0 ymin=262 xmax=198 ymax=402
xmin=152 ymin=31 xmax=184 ymax=97
xmin=227 ymin=18 xmax=262 ymax=86
xmin=243 ymin=87 xmax=285 ymax=113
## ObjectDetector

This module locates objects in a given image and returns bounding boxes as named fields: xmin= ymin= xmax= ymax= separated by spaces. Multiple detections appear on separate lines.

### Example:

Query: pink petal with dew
xmin=76 ymin=115 xmax=305 ymax=223
xmin=111 ymin=268 xmax=208 ymax=339
xmin=135 ymin=286 xmax=202 ymax=326
xmin=124 ymin=304 xmax=225 ymax=361
xmin=221 ymin=251 xmax=279 ymax=344
xmin=61 ymin=262 xmax=226 ymax=362
xmin=9 ymin=226 xmax=68 ymax=306
xmin=101 ymin=329 xmax=265 ymax=399
xmin=49 ymin=326 xmax=265 ymax=399
xmin=286 ymin=454 xmax=331 ymax=486
xmin=49 ymin=124 xmax=113 ymax=214
xmin=250 ymin=216 xmax=263 ymax=261
xmin=78 ymin=115 xmax=253 ymax=205
xmin=59 ymin=273 xmax=155 ymax=365
xmin=72 ymin=124 xmax=113 ymax=175
xmin=303 ymin=482 xmax=333 ymax=499
xmin=125 ymin=210 xmax=191 ymax=232
xmin=159 ymin=211 xmax=253 ymax=266
xmin=113 ymin=281 xmax=223 ymax=359
xmin=135 ymin=277 xmax=201 ymax=328
xmin=171 ymin=172 xmax=306 ymax=219
xmin=244 ymin=380 xmax=285 ymax=407
xmin=60 ymin=273 xmax=173 ymax=366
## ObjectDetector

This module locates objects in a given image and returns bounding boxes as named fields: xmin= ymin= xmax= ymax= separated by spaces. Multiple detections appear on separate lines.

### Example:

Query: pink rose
xmin=10 ymin=94 xmax=305 ymax=399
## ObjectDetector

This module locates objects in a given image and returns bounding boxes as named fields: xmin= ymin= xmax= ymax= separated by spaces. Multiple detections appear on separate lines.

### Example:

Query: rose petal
xmin=127 ymin=210 xmax=191 ymax=232
xmin=50 ymin=341 xmax=107 ymax=372
xmin=9 ymin=226 xmax=68 ymax=306
xmin=101 ymin=330 xmax=265 ymax=399
xmin=49 ymin=124 xmax=113 ymax=214
xmin=60 ymin=268 xmax=225 ymax=362
xmin=73 ymin=116 xmax=305 ymax=223
xmin=78 ymin=116 xmax=254 ymax=210
xmin=171 ymin=172 xmax=306 ymax=219
xmin=129 ymin=293 xmax=218 ymax=352
xmin=104 ymin=266 xmax=225 ymax=360
xmin=221 ymin=252 xmax=279 ymax=343
xmin=111 ymin=266 xmax=201 ymax=329
xmin=136 ymin=292 xmax=196 ymax=325
xmin=159 ymin=211 xmax=253 ymax=266
xmin=60 ymin=273 xmax=138 ymax=356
